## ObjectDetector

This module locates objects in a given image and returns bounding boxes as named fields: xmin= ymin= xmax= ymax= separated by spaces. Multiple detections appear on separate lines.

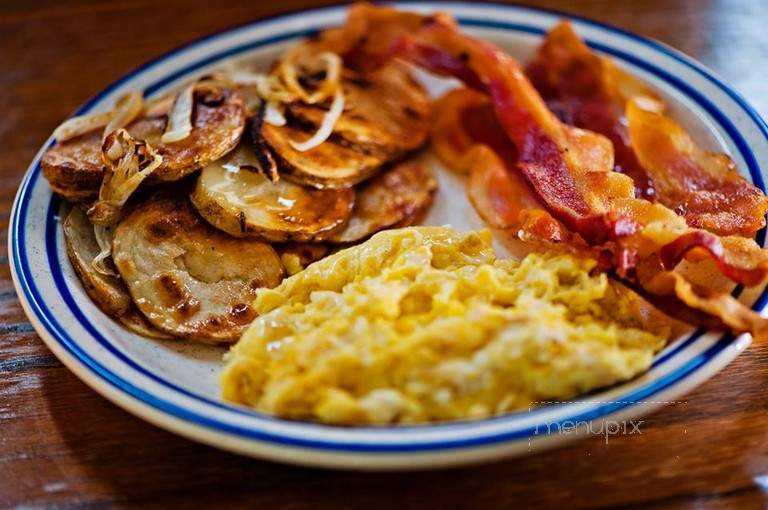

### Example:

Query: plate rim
xmin=9 ymin=1 xmax=768 ymax=466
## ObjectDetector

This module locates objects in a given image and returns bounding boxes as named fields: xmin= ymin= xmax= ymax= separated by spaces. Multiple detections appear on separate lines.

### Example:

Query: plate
xmin=9 ymin=2 xmax=768 ymax=470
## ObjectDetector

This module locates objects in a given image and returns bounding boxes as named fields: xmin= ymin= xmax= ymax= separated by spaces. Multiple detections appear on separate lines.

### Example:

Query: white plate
xmin=9 ymin=2 xmax=768 ymax=470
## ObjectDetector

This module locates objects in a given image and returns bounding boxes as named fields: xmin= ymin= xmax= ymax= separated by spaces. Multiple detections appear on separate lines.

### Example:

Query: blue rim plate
xmin=9 ymin=2 xmax=768 ymax=470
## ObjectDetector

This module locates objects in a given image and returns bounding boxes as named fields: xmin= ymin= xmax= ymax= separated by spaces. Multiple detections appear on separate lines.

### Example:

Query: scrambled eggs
xmin=221 ymin=227 xmax=672 ymax=424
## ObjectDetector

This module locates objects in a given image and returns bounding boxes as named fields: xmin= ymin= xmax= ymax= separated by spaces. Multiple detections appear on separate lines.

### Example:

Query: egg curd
xmin=221 ymin=227 xmax=674 ymax=424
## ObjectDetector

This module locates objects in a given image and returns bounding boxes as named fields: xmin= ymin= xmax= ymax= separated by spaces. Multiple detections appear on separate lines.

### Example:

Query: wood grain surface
xmin=2 ymin=0 xmax=768 ymax=508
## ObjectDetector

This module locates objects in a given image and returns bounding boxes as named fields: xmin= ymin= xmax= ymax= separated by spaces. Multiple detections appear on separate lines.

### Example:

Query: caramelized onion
xmin=88 ymin=129 xmax=162 ymax=226
xmin=53 ymin=91 xmax=144 ymax=143
xmin=161 ymin=83 xmax=195 ymax=143
xmin=288 ymin=88 xmax=345 ymax=152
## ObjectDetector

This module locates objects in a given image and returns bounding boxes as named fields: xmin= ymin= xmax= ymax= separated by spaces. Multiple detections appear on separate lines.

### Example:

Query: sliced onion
xmin=289 ymin=88 xmax=345 ymax=152
xmin=53 ymin=91 xmax=143 ymax=143
xmin=102 ymin=91 xmax=143 ymax=141
xmin=257 ymin=74 xmax=296 ymax=104
xmin=53 ymin=111 xmax=113 ymax=142
xmin=161 ymin=83 xmax=195 ymax=143
xmin=305 ymin=53 xmax=342 ymax=104
xmin=279 ymin=52 xmax=341 ymax=105
xmin=89 ymin=129 xmax=163 ymax=226
xmin=92 ymin=224 xmax=117 ymax=277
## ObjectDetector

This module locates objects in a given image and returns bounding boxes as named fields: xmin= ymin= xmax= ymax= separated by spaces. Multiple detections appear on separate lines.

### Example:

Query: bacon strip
xmin=434 ymin=88 xmax=619 ymax=266
xmin=314 ymin=5 xmax=768 ymax=339
xmin=433 ymin=88 xmax=599 ymax=247
xmin=396 ymin=23 xmax=639 ymax=246
xmin=390 ymin=16 xmax=768 ymax=338
xmin=525 ymin=21 xmax=658 ymax=199
xmin=627 ymin=99 xmax=768 ymax=236
xmin=528 ymin=21 xmax=768 ymax=236
xmin=285 ymin=3 xmax=455 ymax=73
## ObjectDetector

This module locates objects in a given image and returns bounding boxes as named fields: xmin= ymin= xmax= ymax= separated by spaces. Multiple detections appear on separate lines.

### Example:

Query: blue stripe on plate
xmin=11 ymin=5 xmax=768 ymax=452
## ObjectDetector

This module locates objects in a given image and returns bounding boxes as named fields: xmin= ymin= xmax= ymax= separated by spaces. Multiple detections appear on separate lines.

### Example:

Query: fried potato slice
xmin=258 ymin=61 xmax=430 ymax=189
xmin=41 ymin=85 xmax=246 ymax=199
xmin=112 ymin=195 xmax=284 ymax=343
xmin=328 ymin=159 xmax=437 ymax=243
xmin=42 ymin=131 xmax=105 ymax=201
xmin=288 ymin=62 xmax=431 ymax=156
xmin=191 ymin=143 xmax=354 ymax=241
xmin=63 ymin=206 xmax=171 ymax=339
xmin=128 ymin=86 xmax=246 ymax=182
xmin=260 ymin=121 xmax=387 ymax=189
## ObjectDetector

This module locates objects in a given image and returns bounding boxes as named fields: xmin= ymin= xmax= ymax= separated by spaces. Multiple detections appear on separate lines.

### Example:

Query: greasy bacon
xmin=434 ymin=88 xmax=619 ymax=268
xmin=432 ymin=88 xmax=574 ymax=243
xmin=431 ymin=88 xmax=516 ymax=174
xmin=319 ymin=4 xmax=768 ymax=338
xmin=525 ymin=21 xmax=658 ymax=199
xmin=627 ymin=99 xmax=768 ymax=236
xmin=395 ymin=20 xmax=638 ymax=245
xmin=528 ymin=22 xmax=768 ymax=236
xmin=384 ymin=13 xmax=768 ymax=338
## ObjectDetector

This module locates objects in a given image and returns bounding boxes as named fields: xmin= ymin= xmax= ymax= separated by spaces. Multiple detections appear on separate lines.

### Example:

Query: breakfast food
xmin=191 ymin=140 xmax=355 ymax=241
xmin=112 ymin=194 xmax=284 ymax=343
xmin=42 ymin=13 xmax=436 ymax=342
xmin=42 ymin=84 xmax=246 ymax=200
xmin=63 ymin=206 xmax=171 ymax=339
xmin=405 ymin=8 xmax=768 ymax=338
xmin=526 ymin=21 xmax=768 ymax=233
xmin=328 ymin=159 xmax=437 ymax=243
xmin=40 ymin=2 xmax=768 ymax=424
xmin=221 ymin=227 xmax=679 ymax=424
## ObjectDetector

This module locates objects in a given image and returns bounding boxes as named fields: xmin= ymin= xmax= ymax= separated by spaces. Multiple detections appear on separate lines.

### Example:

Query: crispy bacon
xmin=627 ymin=99 xmax=768 ymax=236
xmin=391 ymin=15 xmax=768 ymax=338
xmin=431 ymin=87 xmax=516 ymax=173
xmin=525 ymin=21 xmax=658 ymax=200
xmin=640 ymin=269 xmax=768 ymax=338
xmin=285 ymin=3 xmax=455 ymax=73
xmin=320 ymin=4 xmax=768 ymax=339
xmin=528 ymin=22 xmax=768 ymax=236
xmin=396 ymin=22 xmax=639 ymax=246
xmin=434 ymin=88 xmax=613 ymax=265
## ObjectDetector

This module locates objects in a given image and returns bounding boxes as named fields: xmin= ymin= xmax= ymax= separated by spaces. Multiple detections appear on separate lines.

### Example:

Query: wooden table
xmin=2 ymin=0 xmax=767 ymax=507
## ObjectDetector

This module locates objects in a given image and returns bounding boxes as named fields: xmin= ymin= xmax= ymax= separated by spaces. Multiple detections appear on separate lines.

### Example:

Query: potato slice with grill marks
xmin=41 ymin=85 xmax=246 ymax=199
xmin=63 ymin=206 xmax=171 ymax=339
xmin=258 ymin=62 xmax=430 ymax=189
xmin=42 ymin=130 xmax=105 ymax=201
xmin=260 ymin=121 xmax=387 ymax=189
xmin=288 ymin=62 xmax=431 ymax=156
xmin=191 ymin=142 xmax=354 ymax=241
xmin=328 ymin=159 xmax=437 ymax=243
xmin=113 ymin=195 xmax=284 ymax=343
xmin=135 ymin=86 xmax=246 ymax=182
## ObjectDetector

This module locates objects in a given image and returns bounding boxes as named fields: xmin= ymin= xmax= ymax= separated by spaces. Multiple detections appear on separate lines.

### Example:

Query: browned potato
xmin=136 ymin=86 xmax=246 ymax=182
xmin=42 ymin=131 xmax=104 ymax=201
xmin=191 ymin=142 xmax=354 ymax=241
xmin=288 ymin=62 xmax=431 ymax=156
xmin=258 ymin=62 xmax=430 ymax=189
xmin=260 ymin=121 xmax=388 ymax=189
xmin=63 ymin=206 xmax=171 ymax=339
xmin=328 ymin=159 xmax=437 ymax=243
xmin=112 ymin=194 xmax=284 ymax=343
xmin=41 ymin=85 xmax=246 ymax=199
